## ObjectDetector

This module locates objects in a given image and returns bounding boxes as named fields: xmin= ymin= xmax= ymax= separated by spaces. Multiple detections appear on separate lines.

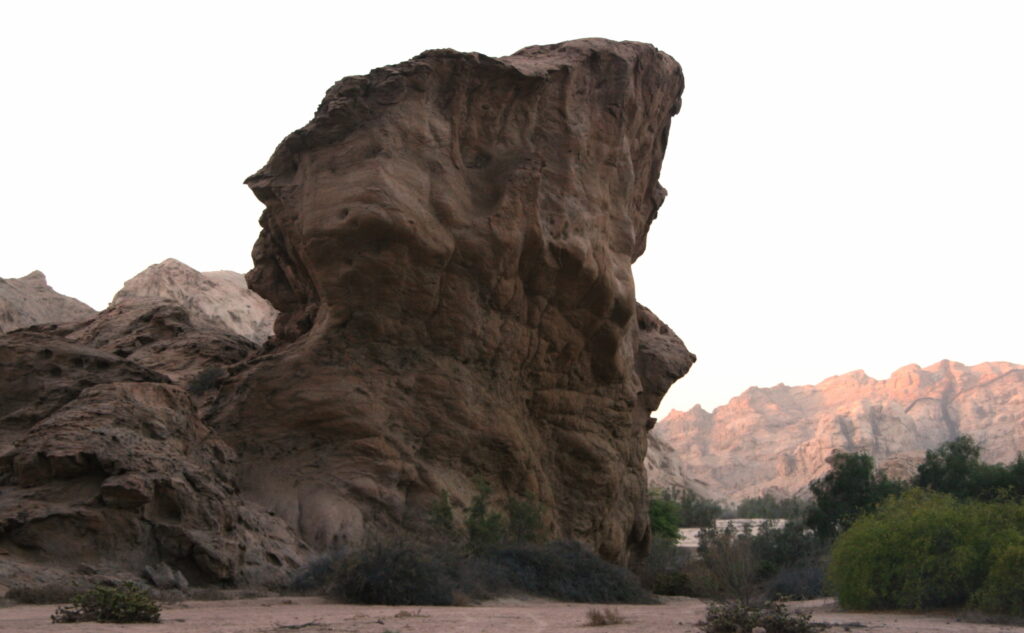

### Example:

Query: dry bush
xmin=586 ymin=607 xmax=626 ymax=626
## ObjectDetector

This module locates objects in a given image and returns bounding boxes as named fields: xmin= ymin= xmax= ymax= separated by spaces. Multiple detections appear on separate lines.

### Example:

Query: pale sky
xmin=2 ymin=1 xmax=1022 ymax=417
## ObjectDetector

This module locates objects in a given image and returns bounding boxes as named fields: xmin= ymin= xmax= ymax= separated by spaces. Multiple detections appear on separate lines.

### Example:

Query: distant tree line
xmin=646 ymin=434 xmax=1024 ymax=617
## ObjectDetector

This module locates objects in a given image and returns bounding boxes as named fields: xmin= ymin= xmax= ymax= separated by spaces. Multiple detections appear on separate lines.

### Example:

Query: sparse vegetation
xmin=51 ymin=582 xmax=161 ymax=624
xmin=585 ymin=607 xmax=626 ymax=626
xmin=698 ymin=600 xmax=815 ymax=633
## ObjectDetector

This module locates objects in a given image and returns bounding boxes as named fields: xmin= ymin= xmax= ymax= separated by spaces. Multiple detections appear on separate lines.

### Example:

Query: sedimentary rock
xmin=0 ymin=306 xmax=303 ymax=590
xmin=113 ymin=259 xmax=277 ymax=344
xmin=0 ymin=271 xmax=96 ymax=334
xmin=654 ymin=360 xmax=1024 ymax=504
xmin=216 ymin=38 xmax=692 ymax=564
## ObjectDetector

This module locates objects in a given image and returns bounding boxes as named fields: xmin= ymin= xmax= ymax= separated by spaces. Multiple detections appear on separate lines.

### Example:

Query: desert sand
xmin=2 ymin=596 xmax=1022 ymax=633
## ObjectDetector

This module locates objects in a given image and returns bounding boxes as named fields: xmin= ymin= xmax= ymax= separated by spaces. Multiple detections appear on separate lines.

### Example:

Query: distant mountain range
xmin=651 ymin=361 xmax=1024 ymax=504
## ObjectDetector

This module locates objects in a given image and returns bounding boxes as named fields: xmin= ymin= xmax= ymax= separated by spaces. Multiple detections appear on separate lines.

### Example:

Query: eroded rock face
xmin=0 ymin=271 xmax=96 ymax=334
xmin=654 ymin=360 xmax=1024 ymax=504
xmin=113 ymin=259 xmax=277 ymax=344
xmin=218 ymin=39 xmax=692 ymax=563
xmin=0 ymin=305 xmax=303 ymax=589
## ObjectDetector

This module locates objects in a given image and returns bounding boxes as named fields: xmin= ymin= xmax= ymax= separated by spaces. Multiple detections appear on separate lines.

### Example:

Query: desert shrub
xmin=969 ymin=543 xmax=1024 ymax=616
xmin=585 ymin=607 xmax=625 ymax=626
xmin=290 ymin=550 xmax=347 ymax=594
xmin=483 ymin=541 xmax=655 ymax=604
xmin=764 ymin=562 xmax=827 ymax=600
xmin=828 ymin=489 xmax=1024 ymax=612
xmin=638 ymin=534 xmax=693 ymax=595
xmin=465 ymin=480 xmax=506 ymax=550
xmin=698 ymin=600 xmax=814 ymax=633
xmin=330 ymin=544 xmax=456 ymax=605
xmin=186 ymin=366 xmax=225 ymax=395
xmin=506 ymin=495 xmax=545 ymax=544
xmin=51 ymin=582 xmax=160 ymax=623
xmin=696 ymin=524 xmax=758 ymax=605
xmin=428 ymin=491 xmax=455 ymax=534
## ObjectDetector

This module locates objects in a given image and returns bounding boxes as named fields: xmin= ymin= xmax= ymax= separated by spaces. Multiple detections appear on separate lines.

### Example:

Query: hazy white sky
xmin=2 ymin=1 xmax=1022 ymax=417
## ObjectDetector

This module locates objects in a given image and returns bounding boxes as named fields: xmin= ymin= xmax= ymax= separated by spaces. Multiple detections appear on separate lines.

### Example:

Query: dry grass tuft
xmin=586 ymin=607 xmax=626 ymax=626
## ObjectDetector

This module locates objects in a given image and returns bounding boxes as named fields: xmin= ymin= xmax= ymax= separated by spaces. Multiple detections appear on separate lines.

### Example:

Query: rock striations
xmin=654 ymin=361 xmax=1024 ymax=504
xmin=113 ymin=259 xmax=277 ymax=344
xmin=219 ymin=38 xmax=693 ymax=564
xmin=0 ymin=271 xmax=96 ymax=334
xmin=0 ymin=39 xmax=693 ymax=590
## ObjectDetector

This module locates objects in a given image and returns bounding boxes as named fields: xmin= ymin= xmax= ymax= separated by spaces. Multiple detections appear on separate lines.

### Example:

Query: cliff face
xmin=113 ymin=259 xmax=277 ymax=344
xmin=654 ymin=361 xmax=1024 ymax=504
xmin=216 ymin=38 xmax=694 ymax=564
xmin=0 ymin=271 xmax=96 ymax=333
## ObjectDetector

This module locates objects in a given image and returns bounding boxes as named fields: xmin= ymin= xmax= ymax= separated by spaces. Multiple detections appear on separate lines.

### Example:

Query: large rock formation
xmin=113 ymin=259 xmax=277 ymax=344
xmin=0 ymin=271 xmax=96 ymax=334
xmin=0 ymin=39 xmax=692 ymax=591
xmin=654 ymin=360 xmax=1024 ymax=504
xmin=213 ymin=38 xmax=693 ymax=564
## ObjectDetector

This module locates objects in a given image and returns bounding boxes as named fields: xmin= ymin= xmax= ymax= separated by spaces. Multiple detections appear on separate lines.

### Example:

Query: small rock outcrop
xmin=0 ymin=271 xmax=96 ymax=334
xmin=216 ymin=38 xmax=693 ymax=564
xmin=654 ymin=360 xmax=1024 ymax=504
xmin=112 ymin=259 xmax=277 ymax=344
xmin=0 ymin=307 xmax=303 ymax=590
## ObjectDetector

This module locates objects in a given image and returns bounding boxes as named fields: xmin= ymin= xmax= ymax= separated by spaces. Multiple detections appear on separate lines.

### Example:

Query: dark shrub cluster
xmin=298 ymin=540 xmax=653 ymax=605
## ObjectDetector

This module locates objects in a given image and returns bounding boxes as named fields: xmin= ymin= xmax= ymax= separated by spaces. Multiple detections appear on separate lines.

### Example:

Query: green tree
xmin=914 ymin=435 xmax=1023 ymax=500
xmin=805 ymin=452 xmax=903 ymax=539
xmin=649 ymin=491 xmax=683 ymax=539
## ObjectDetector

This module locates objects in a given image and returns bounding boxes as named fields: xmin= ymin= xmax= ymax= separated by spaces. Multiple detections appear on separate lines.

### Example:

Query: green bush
xmin=970 ymin=543 xmax=1024 ymax=616
xmin=51 ymin=582 xmax=161 ymax=623
xmin=698 ymin=600 xmax=814 ymax=633
xmin=828 ymin=489 xmax=1024 ymax=612
xmin=734 ymin=493 xmax=811 ymax=522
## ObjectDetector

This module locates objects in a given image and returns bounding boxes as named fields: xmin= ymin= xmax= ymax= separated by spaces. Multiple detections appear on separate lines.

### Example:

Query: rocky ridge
xmin=113 ymin=259 xmax=277 ymax=344
xmin=0 ymin=271 xmax=96 ymax=334
xmin=654 ymin=360 xmax=1024 ymax=504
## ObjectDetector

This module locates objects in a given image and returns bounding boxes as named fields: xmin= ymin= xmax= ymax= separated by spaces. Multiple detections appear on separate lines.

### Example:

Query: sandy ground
xmin=2 ymin=596 xmax=1023 ymax=633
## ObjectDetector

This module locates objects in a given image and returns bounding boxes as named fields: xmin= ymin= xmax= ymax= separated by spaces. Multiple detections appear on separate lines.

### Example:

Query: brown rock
xmin=654 ymin=360 xmax=1024 ymax=504
xmin=0 ymin=307 xmax=303 ymax=587
xmin=217 ymin=38 xmax=692 ymax=564
xmin=0 ymin=271 xmax=96 ymax=334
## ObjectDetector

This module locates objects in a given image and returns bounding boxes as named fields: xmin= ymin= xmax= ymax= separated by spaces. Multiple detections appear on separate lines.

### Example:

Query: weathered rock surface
xmin=113 ymin=259 xmax=277 ymax=344
xmin=214 ymin=38 xmax=692 ymax=564
xmin=0 ymin=305 xmax=303 ymax=590
xmin=654 ymin=360 xmax=1024 ymax=504
xmin=0 ymin=271 xmax=96 ymax=334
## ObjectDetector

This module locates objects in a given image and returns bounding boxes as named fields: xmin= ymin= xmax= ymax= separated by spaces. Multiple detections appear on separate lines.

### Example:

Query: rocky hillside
xmin=654 ymin=361 xmax=1024 ymax=504
xmin=0 ymin=39 xmax=693 ymax=592
xmin=0 ymin=271 xmax=96 ymax=333
xmin=113 ymin=259 xmax=277 ymax=343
